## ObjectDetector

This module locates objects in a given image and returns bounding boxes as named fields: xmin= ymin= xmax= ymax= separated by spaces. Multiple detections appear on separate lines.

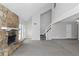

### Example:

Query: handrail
xmin=44 ymin=23 xmax=52 ymax=34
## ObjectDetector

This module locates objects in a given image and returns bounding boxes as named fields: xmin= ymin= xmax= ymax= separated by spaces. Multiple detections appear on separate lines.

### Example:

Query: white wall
xmin=19 ymin=18 xmax=27 ymax=41
xmin=46 ymin=21 xmax=78 ymax=40
xmin=49 ymin=22 xmax=66 ymax=39
xmin=40 ymin=10 xmax=52 ymax=34
xmin=25 ymin=19 xmax=32 ymax=38
xmin=32 ymin=4 xmax=52 ymax=40
xmin=32 ymin=14 xmax=40 ymax=40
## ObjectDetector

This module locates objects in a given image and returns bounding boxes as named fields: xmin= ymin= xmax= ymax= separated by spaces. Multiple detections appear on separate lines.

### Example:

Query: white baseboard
xmin=50 ymin=38 xmax=78 ymax=40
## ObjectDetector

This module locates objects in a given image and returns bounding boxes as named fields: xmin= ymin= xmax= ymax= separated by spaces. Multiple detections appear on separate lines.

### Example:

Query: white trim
xmin=46 ymin=37 xmax=78 ymax=40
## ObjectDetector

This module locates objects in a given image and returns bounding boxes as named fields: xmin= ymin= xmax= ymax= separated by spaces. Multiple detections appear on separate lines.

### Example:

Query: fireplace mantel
xmin=1 ymin=27 xmax=19 ymax=31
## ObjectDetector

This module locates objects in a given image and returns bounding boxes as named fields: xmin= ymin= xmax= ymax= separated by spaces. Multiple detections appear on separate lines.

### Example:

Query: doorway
xmin=66 ymin=24 xmax=72 ymax=38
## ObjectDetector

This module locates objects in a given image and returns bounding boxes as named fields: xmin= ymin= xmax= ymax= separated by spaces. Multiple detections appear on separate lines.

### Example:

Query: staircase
xmin=40 ymin=34 xmax=46 ymax=40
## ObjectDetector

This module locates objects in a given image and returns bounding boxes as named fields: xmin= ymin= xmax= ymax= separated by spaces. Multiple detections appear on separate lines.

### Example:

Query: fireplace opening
xmin=7 ymin=30 xmax=16 ymax=45
xmin=8 ymin=35 xmax=16 ymax=45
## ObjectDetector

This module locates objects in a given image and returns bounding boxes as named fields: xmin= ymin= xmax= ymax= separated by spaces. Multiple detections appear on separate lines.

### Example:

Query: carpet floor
xmin=12 ymin=40 xmax=79 ymax=56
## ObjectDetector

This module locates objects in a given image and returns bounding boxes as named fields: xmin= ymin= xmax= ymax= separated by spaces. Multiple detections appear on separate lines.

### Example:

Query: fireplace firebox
xmin=8 ymin=35 xmax=16 ymax=45
xmin=7 ymin=30 xmax=16 ymax=45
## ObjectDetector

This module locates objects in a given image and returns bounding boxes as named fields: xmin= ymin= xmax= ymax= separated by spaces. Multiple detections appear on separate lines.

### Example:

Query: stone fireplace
xmin=0 ymin=4 xmax=22 ymax=56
